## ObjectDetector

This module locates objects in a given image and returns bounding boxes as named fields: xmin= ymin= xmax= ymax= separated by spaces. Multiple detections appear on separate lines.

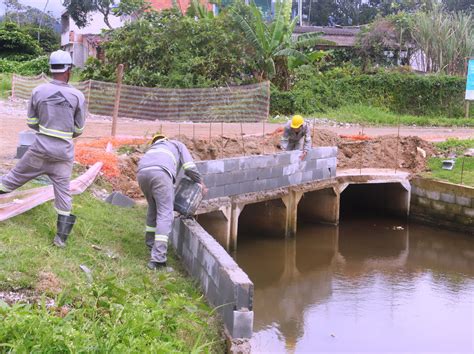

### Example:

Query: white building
xmin=60 ymin=11 xmax=127 ymax=67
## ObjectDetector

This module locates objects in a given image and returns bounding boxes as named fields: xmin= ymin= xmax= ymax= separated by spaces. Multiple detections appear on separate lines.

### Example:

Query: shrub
xmin=0 ymin=56 xmax=49 ymax=75
xmin=271 ymin=68 xmax=467 ymax=117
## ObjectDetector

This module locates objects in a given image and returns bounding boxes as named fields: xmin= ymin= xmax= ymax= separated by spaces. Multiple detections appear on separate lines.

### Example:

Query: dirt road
xmin=1 ymin=99 xmax=473 ymax=163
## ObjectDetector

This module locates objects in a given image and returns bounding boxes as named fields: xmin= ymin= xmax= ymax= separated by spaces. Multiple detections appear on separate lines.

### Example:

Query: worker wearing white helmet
xmin=0 ymin=50 xmax=86 ymax=247
xmin=280 ymin=115 xmax=312 ymax=160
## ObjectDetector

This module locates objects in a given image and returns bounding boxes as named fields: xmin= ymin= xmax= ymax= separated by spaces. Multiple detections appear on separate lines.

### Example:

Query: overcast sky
xmin=0 ymin=0 xmax=65 ymax=18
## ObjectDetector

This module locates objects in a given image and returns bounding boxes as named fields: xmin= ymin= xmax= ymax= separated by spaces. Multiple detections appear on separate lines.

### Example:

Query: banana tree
xmin=232 ymin=0 xmax=326 ymax=89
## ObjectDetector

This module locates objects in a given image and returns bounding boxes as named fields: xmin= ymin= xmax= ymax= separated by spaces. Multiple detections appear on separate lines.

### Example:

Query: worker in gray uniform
xmin=137 ymin=133 xmax=203 ymax=270
xmin=280 ymin=115 xmax=312 ymax=160
xmin=0 ymin=50 xmax=86 ymax=248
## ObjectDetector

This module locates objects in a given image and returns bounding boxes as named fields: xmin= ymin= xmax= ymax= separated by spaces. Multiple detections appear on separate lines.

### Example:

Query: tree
xmin=23 ymin=25 xmax=60 ymax=53
xmin=0 ymin=22 xmax=42 ymax=59
xmin=232 ymin=0 xmax=324 ymax=89
xmin=63 ymin=0 xmax=116 ymax=29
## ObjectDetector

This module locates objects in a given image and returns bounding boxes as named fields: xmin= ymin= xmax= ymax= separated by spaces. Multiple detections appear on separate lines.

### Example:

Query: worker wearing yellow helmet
xmin=280 ymin=115 xmax=312 ymax=160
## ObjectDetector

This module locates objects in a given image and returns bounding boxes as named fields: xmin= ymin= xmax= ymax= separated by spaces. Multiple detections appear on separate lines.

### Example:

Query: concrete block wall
xmin=196 ymin=147 xmax=338 ymax=200
xmin=410 ymin=177 xmax=474 ymax=234
xmin=171 ymin=217 xmax=254 ymax=340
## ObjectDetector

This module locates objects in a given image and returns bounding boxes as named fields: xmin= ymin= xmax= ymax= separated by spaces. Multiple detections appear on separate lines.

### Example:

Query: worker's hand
xmin=300 ymin=150 xmax=307 ymax=160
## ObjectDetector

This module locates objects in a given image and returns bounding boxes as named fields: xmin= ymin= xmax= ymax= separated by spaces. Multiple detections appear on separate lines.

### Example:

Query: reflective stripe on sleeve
xmin=182 ymin=162 xmax=196 ymax=170
xmin=55 ymin=207 xmax=71 ymax=216
xmin=145 ymin=225 xmax=156 ymax=232
xmin=148 ymin=148 xmax=177 ymax=166
xmin=74 ymin=126 xmax=84 ymax=134
xmin=155 ymin=234 xmax=169 ymax=243
xmin=39 ymin=125 xmax=73 ymax=140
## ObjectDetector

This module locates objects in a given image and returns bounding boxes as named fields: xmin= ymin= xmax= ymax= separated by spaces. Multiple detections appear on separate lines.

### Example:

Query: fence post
xmin=111 ymin=64 xmax=124 ymax=137
xmin=11 ymin=74 xmax=15 ymax=100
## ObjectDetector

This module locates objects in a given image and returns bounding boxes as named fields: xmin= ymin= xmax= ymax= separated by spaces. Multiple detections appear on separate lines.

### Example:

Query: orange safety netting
xmin=75 ymin=137 xmax=147 ymax=178
xmin=339 ymin=134 xmax=372 ymax=141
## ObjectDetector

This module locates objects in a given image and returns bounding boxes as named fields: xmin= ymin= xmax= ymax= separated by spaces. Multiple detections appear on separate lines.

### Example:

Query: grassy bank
xmin=424 ymin=139 xmax=474 ymax=186
xmin=313 ymin=104 xmax=474 ymax=127
xmin=0 ymin=192 xmax=224 ymax=352
xmin=0 ymin=73 xmax=12 ymax=99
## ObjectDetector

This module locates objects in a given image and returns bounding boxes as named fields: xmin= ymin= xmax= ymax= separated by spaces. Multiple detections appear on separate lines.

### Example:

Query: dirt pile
xmin=103 ymin=129 xmax=436 ymax=198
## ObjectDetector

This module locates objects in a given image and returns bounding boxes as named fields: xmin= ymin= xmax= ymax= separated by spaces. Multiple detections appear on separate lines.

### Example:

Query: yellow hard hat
xmin=290 ymin=115 xmax=304 ymax=129
xmin=151 ymin=132 xmax=167 ymax=144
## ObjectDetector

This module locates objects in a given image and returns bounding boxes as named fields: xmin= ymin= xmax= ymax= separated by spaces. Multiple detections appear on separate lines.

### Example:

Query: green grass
xmin=423 ymin=139 xmax=474 ymax=186
xmin=0 ymin=73 xmax=12 ymax=99
xmin=312 ymin=104 xmax=474 ymax=127
xmin=426 ymin=157 xmax=474 ymax=186
xmin=0 ymin=192 xmax=224 ymax=352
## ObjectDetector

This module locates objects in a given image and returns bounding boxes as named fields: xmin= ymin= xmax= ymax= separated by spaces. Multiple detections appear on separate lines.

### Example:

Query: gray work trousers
xmin=137 ymin=168 xmax=174 ymax=263
xmin=0 ymin=149 xmax=73 ymax=214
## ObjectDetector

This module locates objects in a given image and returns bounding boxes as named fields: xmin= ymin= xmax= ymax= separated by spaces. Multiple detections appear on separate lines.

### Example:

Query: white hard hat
xmin=49 ymin=50 xmax=73 ymax=73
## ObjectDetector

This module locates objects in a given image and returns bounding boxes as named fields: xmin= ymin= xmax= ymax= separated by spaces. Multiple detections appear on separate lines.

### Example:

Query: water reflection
xmin=236 ymin=217 xmax=474 ymax=353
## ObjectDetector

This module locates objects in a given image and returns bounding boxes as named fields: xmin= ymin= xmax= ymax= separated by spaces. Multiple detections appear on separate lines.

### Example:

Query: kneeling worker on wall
xmin=0 ymin=50 xmax=86 ymax=248
xmin=280 ymin=115 xmax=312 ymax=160
xmin=137 ymin=133 xmax=204 ymax=270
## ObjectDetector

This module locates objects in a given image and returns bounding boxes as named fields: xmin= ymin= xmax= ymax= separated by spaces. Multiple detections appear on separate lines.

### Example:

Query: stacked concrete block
xmin=197 ymin=147 xmax=338 ymax=200
xmin=171 ymin=217 xmax=254 ymax=340
xmin=410 ymin=177 xmax=474 ymax=234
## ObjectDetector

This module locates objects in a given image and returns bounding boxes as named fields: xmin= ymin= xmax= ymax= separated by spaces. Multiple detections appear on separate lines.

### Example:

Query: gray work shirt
xmin=138 ymin=139 xmax=202 ymax=183
xmin=280 ymin=121 xmax=312 ymax=151
xmin=27 ymin=80 xmax=86 ymax=161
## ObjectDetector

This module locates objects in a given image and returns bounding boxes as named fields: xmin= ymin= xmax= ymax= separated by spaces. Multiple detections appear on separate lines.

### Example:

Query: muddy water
xmin=235 ymin=217 xmax=474 ymax=353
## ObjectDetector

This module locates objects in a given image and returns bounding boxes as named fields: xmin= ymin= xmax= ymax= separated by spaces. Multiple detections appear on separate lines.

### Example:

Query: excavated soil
xmin=108 ymin=129 xmax=437 ymax=198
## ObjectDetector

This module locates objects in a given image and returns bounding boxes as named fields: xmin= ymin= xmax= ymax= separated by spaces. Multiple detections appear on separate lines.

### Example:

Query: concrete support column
xmin=298 ymin=187 xmax=340 ymax=225
xmin=281 ymin=190 xmax=303 ymax=237
xmin=196 ymin=205 xmax=232 ymax=251
xmin=230 ymin=202 xmax=245 ymax=252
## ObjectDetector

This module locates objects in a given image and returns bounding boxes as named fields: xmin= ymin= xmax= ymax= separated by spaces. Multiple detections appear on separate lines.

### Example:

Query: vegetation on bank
xmin=0 ymin=191 xmax=224 ymax=352
xmin=425 ymin=139 xmax=474 ymax=186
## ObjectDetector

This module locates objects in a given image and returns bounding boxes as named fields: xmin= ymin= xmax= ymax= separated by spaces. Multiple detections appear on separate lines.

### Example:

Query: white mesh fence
xmin=11 ymin=74 xmax=270 ymax=122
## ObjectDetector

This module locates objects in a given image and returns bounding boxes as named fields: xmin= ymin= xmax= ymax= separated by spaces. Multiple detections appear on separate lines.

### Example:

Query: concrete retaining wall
xmin=171 ymin=217 xmax=254 ymax=342
xmin=196 ymin=147 xmax=337 ymax=200
xmin=410 ymin=177 xmax=474 ymax=234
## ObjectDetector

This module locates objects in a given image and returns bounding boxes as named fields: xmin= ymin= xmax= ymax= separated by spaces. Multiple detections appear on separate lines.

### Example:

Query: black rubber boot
xmin=147 ymin=261 xmax=167 ymax=270
xmin=53 ymin=214 xmax=76 ymax=248
xmin=0 ymin=191 xmax=8 ymax=194
xmin=145 ymin=232 xmax=154 ymax=250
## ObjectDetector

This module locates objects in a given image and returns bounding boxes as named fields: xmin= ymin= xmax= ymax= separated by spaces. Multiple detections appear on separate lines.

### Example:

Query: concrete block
xmin=104 ymin=192 xmax=135 ymax=208
xmin=411 ymin=186 xmax=426 ymax=197
xmin=255 ymin=168 xmax=274 ymax=179
xmin=426 ymin=191 xmax=440 ymax=201
xmin=239 ymin=181 xmax=257 ymax=194
xmin=312 ymin=168 xmax=324 ymax=180
xmin=224 ymin=158 xmax=240 ymax=172
xmin=278 ymin=175 xmax=290 ymax=187
xmin=322 ymin=167 xmax=332 ymax=179
xmin=305 ymin=159 xmax=317 ymax=170
xmin=329 ymin=167 xmax=336 ymax=178
xmin=301 ymin=170 xmax=313 ymax=183
xmin=203 ymin=174 xmax=217 ymax=188
xmin=316 ymin=159 xmax=327 ymax=170
xmin=464 ymin=208 xmax=474 ymax=218
xmin=231 ymin=310 xmax=254 ymax=339
xmin=289 ymin=151 xmax=301 ymax=164
xmin=288 ymin=172 xmax=303 ymax=185
xmin=265 ymin=177 xmax=280 ymax=190
xmin=196 ymin=162 xmax=207 ymax=175
xmin=206 ymin=160 xmax=225 ymax=174
xmin=276 ymin=152 xmax=291 ymax=165
xmin=308 ymin=147 xmax=337 ymax=159
xmin=418 ymin=196 xmax=431 ymax=207
xmin=440 ymin=192 xmax=456 ymax=204
xmin=283 ymin=163 xmax=300 ymax=176
xmin=224 ymin=183 xmax=241 ymax=196
xmin=432 ymin=201 xmax=446 ymax=212
xmin=205 ymin=186 xmax=225 ymax=200
xmin=456 ymin=196 xmax=471 ymax=207
xmin=18 ymin=131 xmax=36 ymax=146
xmin=15 ymin=145 xmax=30 ymax=159
xmin=270 ymin=166 xmax=284 ymax=178
xmin=206 ymin=280 xmax=220 ymax=308
xmin=327 ymin=157 xmax=337 ymax=169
